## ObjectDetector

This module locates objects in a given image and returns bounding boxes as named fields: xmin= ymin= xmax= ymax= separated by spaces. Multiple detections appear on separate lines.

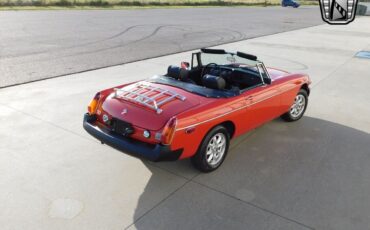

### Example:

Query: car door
xmin=238 ymin=63 xmax=281 ymax=133
xmin=242 ymin=82 xmax=281 ymax=131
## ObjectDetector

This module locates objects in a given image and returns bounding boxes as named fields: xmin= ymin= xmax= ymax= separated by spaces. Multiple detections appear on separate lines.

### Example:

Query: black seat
xmin=166 ymin=65 xmax=195 ymax=84
xmin=202 ymin=74 xmax=226 ymax=90
xmin=167 ymin=65 xmax=181 ymax=79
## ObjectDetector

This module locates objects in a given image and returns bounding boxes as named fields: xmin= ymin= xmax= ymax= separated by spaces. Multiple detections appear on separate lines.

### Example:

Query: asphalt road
xmin=0 ymin=6 xmax=322 ymax=88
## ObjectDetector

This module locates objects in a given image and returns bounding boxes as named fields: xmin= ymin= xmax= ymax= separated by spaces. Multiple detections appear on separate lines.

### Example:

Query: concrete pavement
xmin=1 ymin=17 xmax=370 ymax=230
xmin=0 ymin=6 xmax=322 ymax=87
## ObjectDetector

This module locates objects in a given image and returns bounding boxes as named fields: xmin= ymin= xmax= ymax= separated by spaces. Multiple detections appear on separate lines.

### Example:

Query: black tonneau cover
xmin=148 ymin=75 xmax=240 ymax=98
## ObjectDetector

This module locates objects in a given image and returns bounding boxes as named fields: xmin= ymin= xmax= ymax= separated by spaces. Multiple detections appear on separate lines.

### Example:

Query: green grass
xmin=0 ymin=0 xmax=318 ymax=9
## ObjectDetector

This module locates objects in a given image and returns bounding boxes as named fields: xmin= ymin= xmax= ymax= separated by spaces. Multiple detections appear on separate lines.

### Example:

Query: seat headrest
xmin=167 ymin=65 xmax=181 ymax=79
xmin=202 ymin=74 xmax=226 ymax=90
xmin=167 ymin=65 xmax=190 ymax=81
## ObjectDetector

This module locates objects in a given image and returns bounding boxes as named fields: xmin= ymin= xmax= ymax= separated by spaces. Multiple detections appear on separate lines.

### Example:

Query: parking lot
xmin=0 ymin=6 xmax=322 ymax=87
xmin=1 ymin=14 xmax=370 ymax=230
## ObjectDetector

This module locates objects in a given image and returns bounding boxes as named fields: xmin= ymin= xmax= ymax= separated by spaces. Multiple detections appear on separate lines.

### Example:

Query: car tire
xmin=191 ymin=126 xmax=230 ymax=172
xmin=281 ymin=89 xmax=308 ymax=122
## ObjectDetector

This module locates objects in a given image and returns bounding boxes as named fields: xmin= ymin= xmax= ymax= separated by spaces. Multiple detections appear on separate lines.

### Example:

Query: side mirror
xmin=181 ymin=62 xmax=190 ymax=69
xmin=264 ymin=78 xmax=272 ymax=84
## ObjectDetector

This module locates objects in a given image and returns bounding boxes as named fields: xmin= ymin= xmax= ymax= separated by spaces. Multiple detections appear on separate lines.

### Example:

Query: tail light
xmin=161 ymin=117 xmax=177 ymax=145
xmin=87 ymin=93 xmax=101 ymax=115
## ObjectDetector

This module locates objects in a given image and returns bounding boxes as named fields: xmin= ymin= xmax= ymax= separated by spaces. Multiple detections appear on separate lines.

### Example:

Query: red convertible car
xmin=83 ymin=49 xmax=311 ymax=172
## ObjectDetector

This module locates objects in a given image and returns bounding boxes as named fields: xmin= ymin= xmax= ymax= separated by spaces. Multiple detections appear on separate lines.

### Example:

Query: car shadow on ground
xmin=130 ymin=116 xmax=370 ymax=230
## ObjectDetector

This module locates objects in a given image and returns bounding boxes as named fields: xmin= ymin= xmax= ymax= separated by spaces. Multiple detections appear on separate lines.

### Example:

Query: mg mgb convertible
xmin=83 ymin=48 xmax=311 ymax=172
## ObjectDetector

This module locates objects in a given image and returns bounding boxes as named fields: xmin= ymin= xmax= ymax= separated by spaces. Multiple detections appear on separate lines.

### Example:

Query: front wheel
xmin=281 ymin=89 xmax=308 ymax=122
xmin=191 ymin=126 xmax=230 ymax=172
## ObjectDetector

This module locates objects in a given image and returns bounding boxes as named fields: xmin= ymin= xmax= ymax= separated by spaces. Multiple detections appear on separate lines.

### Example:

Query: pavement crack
xmin=123 ymin=163 xmax=201 ymax=229
xmin=145 ymin=161 xmax=195 ymax=181
xmin=0 ymin=102 xmax=95 ymax=144
xmin=123 ymin=179 xmax=193 ymax=230
xmin=191 ymin=180 xmax=316 ymax=230
xmin=311 ymin=42 xmax=370 ymax=89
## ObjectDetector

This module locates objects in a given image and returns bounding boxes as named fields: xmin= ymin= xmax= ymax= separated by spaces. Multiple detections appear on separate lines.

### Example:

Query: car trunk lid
xmin=99 ymin=81 xmax=200 ymax=131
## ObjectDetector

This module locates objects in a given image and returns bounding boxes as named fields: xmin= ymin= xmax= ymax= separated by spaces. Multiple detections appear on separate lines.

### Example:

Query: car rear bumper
xmin=83 ymin=113 xmax=182 ymax=161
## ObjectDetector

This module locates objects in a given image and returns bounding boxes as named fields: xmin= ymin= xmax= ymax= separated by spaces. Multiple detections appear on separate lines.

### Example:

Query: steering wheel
xmin=201 ymin=63 xmax=220 ymax=78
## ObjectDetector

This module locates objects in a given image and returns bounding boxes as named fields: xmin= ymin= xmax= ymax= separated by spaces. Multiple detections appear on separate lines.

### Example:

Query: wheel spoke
xmin=218 ymin=139 xmax=225 ymax=148
xmin=207 ymin=153 xmax=213 ymax=162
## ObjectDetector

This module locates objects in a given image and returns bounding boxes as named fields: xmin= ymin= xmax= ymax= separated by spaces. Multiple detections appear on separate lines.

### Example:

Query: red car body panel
xmin=171 ymin=70 xmax=310 ymax=159
xmin=89 ymin=67 xmax=310 ymax=160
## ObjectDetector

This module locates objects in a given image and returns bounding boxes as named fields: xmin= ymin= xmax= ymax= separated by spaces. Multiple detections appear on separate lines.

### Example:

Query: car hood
xmin=98 ymin=81 xmax=202 ymax=131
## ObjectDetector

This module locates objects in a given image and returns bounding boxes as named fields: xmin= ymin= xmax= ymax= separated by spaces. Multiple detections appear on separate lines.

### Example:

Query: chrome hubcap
xmin=206 ymin=133 xmax=226 ymax=166
xmin=290 ymin=94 xmax=306 ymax=118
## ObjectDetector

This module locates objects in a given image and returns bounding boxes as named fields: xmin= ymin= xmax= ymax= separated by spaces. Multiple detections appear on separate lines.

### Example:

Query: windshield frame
xmin=192 ymin=50 xmax=271 ymax=84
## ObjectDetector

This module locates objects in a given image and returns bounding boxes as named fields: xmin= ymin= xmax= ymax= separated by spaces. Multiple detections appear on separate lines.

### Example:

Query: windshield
xmin=200 ymin=52 xmax=258 ymax=68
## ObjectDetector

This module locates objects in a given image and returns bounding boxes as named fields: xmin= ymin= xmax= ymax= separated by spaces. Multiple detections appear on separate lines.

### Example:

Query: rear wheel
xmin=281 ymin=89 xmax=308 ymax=122
xmin=191 ymin=126 xmax=230 ymax=172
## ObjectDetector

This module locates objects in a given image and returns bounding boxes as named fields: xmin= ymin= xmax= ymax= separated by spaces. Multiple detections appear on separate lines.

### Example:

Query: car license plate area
xmin=111 ymin=118 xmax=134 ymax=136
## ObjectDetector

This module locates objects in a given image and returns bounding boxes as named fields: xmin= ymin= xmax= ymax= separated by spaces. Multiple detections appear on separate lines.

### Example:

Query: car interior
xmin=165 ymin=63 xmax=264 ymax=91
